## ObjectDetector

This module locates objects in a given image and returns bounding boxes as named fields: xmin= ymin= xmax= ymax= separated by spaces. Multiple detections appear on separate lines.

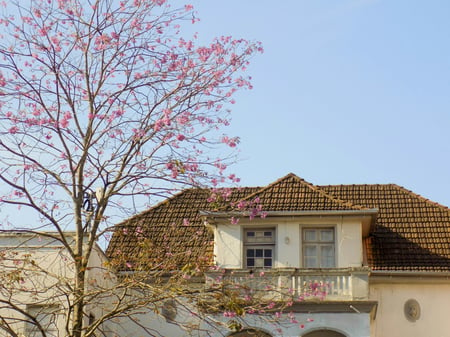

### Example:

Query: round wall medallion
xmin=404 ymin=299 xmax=420 ymax=322
xmin=161 ymin=299 xmax=177 ymax=322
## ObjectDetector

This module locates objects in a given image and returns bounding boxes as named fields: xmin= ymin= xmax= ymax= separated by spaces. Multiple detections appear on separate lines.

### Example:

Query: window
xmin=26 ymin=305 xmax=59 ymax=337
xmin=244 ymin=228 xmax=275 ymax=268
xmin=303 ymin=228 xmax=335 ymax=268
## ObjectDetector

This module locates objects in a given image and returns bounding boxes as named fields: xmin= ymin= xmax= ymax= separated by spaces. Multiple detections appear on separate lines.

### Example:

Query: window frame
xmin=302 ymin=226 xmax=336 ymax=268
xmin=243 ymin=227 xmax=276 ymax=269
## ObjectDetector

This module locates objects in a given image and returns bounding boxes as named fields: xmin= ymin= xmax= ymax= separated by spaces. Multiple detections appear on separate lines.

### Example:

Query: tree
xmin=0 ymin=0 xmax=262 ymax=336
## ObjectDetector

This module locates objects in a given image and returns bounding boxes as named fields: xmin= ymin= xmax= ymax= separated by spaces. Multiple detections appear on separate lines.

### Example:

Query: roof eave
xmin=201 ymin=209 xmax=378 ymax=236
xmin=370 ymin=270 xmax=450 ymax=283
xmin=200 ymin=209 xmax=378 ymax=218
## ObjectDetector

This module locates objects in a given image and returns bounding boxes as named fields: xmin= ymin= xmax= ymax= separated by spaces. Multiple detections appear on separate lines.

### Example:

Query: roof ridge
xmin=390 ymin=184 xmax=450 ymax=212
xmin=237 ymin=173 xmax=369 ymax=211
xmin=309 ymin=183 xmax=369 ymax=211
xmin=321 ymin=182 xmax=450 ymax=213
xmin=319 ymin=183 xmax=399 ymax=188
xmin=234 ymin=173 xmax=304 ymax=203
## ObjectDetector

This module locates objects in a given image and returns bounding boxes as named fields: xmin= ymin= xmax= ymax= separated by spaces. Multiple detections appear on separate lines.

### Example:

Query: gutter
xmin=370 ymin=270 xmax=450 ymax=283
xmin=200 ymin=209 xmax=379 ymax=218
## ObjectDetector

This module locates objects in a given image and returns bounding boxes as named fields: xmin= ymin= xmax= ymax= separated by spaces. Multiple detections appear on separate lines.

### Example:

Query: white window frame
xmin=243 ymin=227 xmax=276 ymax=268
xmin=302 ymin=227 xmax=336 ymax=268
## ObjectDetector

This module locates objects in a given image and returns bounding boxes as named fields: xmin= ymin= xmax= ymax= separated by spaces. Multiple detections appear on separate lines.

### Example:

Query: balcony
xmin=205 ymin=267 xmax=370 ymax=302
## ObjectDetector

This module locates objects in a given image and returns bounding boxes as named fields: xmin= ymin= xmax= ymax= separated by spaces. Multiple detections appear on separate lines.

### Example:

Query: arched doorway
xmin=229 ymin=328 xmax=273 ymax=337
xmin=302 ymin=330 xmax=347 ymax=337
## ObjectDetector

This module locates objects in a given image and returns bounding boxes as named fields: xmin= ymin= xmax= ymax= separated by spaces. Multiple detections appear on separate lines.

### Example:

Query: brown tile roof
xmin=320 ymin=184 xmax=450 ymax=271
xmin=106 ymin=187 xmax=259 ymax=271
xmin=107 ymin=173 xmax=450 ymax=272
xmin=235 ymin=173 xmax=367 ymax=212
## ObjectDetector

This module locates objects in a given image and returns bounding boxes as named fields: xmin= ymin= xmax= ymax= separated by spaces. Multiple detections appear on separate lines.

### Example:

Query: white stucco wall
xmin=206 ymin=311 xmax=371 ymax=337
xmin=213 ymin=215 xmax=365 ymax=269
xmin=0 ymin=233 xmax=113 ymax=337
xmin=214 ymin=223 xmax=243 ymax=268
xmin=335 ymin=219 xmax=363 ymax=268
xmin=370 ymin=280 xmax=450 ymax=337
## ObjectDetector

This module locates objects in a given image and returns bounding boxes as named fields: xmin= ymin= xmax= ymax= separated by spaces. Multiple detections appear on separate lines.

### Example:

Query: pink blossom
xmin=33 ymin=8 xmax=42 ymax=18
xmin=221 ymin=135 xmax=239 ymax=147
xmin=266 ymin=301 xmax=275 ymax=309
xmin=60 ymin=112 xmax=71 ymax=128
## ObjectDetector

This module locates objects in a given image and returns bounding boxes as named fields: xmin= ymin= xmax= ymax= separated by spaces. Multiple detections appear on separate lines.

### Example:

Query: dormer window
xmin=244 ymin=228 xmax=275 ymax=268
xmin=303 ymin=228 xmax=335 ymax=268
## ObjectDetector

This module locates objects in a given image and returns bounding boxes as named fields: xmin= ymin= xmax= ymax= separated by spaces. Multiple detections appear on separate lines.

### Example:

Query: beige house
xmin=108 ymin=173 xmax=450 ymax=337
xmin=0 ymin=232 xmax=112 ymax=337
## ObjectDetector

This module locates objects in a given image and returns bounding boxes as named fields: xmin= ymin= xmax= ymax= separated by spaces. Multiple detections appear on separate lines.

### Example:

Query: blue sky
xmin=189 ymin=0 xmax=450 ymax=207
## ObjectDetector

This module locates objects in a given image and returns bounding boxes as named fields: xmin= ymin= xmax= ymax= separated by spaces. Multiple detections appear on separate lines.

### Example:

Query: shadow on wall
xmin=228 ymin=328 xmax=273 ymax=337
xmin=301 ymin=329 xmax=347 ymax=337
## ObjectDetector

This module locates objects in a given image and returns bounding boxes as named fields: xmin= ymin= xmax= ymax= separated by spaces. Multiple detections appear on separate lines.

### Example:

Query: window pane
xmin=304 ymin=244 xmax=317 ymax=268
xmin=245 ymin=229 xmax=274 ymax=243
xmin=255 ymin=258 xmax=264 ymax=267
xmin=244 ymin=228 xmax=275 ymax=268
xmin=303 ymin=228 xmax=335 ymax=268
xmin=320 ymin=229 xmax=334 ymax=242
xmin=304 ymin=229 xmax=316 ymax=241
xmin=304 ymin=256 xmax=317 ymax=268
xmin=264 ymin=259 xmax=272 ymax=267
xmin=321 ymin=245 xmax=335 ymax=267
xmin=304 ymin=245 xmax=317 ymax=257
xmin=246 ymin=248 xmax=274 ymax=268
xmin=321 ymin=245 xmax=334 ymax=257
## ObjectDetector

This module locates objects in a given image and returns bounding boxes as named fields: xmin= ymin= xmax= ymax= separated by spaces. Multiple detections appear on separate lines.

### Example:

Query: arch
xmin=228 ymin=328 xmax=273 ymax=337
xmin=302 ymin=329 xmax=347 ymax=337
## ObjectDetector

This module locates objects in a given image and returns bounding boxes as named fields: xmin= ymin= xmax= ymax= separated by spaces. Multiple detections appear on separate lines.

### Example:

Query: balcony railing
xmin=205 ymin=268 xmax=370 ymax=302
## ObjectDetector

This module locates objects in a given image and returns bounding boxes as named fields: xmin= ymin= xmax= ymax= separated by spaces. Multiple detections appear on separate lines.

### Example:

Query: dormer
xmin=202 ymin=173 xmax=377 ymax=270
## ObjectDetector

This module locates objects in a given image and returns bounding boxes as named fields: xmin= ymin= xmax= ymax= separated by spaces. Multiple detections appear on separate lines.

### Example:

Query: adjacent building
xmin=0 ymin=232 xmax=111 ymax=337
